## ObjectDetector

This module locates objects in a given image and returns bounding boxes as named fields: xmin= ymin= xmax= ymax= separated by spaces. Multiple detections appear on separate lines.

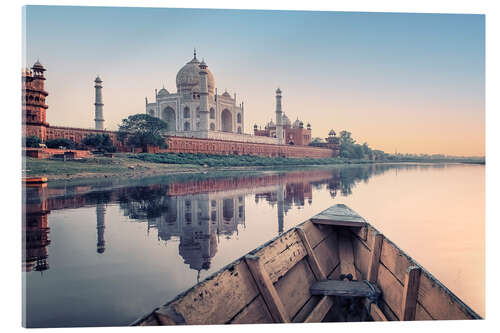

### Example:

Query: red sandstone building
xmin=22 ymin=61 xmax=338 ymax=158
xmin=254 ymin=116 xmax=312 ymax=146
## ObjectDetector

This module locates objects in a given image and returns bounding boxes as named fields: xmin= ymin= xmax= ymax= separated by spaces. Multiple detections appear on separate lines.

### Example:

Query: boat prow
xmin=132 ymin=204 xmax=481 ymax=325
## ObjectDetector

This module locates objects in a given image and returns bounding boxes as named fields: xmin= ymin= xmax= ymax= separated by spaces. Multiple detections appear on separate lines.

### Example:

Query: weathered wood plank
xmin=351 ymin=233 xmax=370 ymax=280
xmin=415 ymin=303 xmax=434 ymax=321
xmin=168 ymin=260 xmax=260 ymax=325
xmin=302 ymin=220 xmax=332 ymax=248
xmin=417 ymin=271 xmax=479 ymax=320
xmin=367 ymin=232 xmax=383 ymax=283
xmin=338 ymin=232 xmax=357 ymax=279
xmin=351 ymin=226 xmax=368 ymax=242
xmin=137 ymin=314 xmax=160 ymax=326
xmin=230 ymin=295 xmax=274 ymax=324
xmin=379 ymin=238 xmax=411 ymax=284
xmin=254 ymin=229 xmax=307 ymax=283
xmin=310 ymin=204 xmax=367 ymax=227
xmin=376 ymin=263 xmax=403 ymax=320
xmin=370 ymin=303 xmax=388 ymax=321
xmin=274 ymin=258 xmax=317 ymax=319
xmin=312 ymin=219 xmax=366 ymax=228
xmin=245 ymin=255 xmax=290 ymax=323
xmin=310 ymin=280 xmax=380 ymax=298
xmin=328 ymin=263 xmax=341 ymax=280
xmin=155 ymin=306 xmax=186 ymax=325
xmin=304 ymin=296 xmax=335 ymax=323
xmin=297 ymin=226 xmax=326 ymax=280
xmin=314 ymin=231 xmax=339 ymax=277
xmin=401 ymin=266 xmax=421 ymax=321
xmin=292 ymin=296 xmax=321 ymax=323
xmin=378 ymin=300 xmax=399 ymax=321
xmin=380 ymin=237 xmax=480 ymax=320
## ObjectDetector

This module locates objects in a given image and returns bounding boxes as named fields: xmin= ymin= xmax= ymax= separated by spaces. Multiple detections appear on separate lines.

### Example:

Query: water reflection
xmin=22 ymin=163 xmax=452 ymax=275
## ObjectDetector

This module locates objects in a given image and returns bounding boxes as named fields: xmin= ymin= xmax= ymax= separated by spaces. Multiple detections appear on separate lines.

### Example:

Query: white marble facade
xmin=145 ymin=51 xmax=246 ymax=137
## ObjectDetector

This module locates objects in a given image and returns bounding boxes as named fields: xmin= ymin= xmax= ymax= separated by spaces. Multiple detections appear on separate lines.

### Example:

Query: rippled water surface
xmin=22 ymin=163 xmax=484 ymax=327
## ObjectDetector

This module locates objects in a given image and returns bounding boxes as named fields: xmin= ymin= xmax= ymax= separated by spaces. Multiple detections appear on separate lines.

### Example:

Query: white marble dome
xmin=176 ymin=53 xmax=215 ymax=95
xmin=157 ymin=87 xmax=169 ymax=97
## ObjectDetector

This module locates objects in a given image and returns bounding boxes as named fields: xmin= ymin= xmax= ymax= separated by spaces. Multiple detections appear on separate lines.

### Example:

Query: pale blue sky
xmin=24 ymin=6 xmax=485 ymax=155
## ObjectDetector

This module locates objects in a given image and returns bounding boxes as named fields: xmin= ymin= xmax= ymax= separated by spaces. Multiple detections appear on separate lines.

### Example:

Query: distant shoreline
xmin=23 ymin=153 xmax=485 ymax=184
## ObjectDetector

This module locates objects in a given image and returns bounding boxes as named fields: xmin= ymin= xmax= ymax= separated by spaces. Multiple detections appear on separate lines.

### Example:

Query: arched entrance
xmin=221 ymin=109 xmax=232 ymax=132
xmin=162 ymin=107 xmax=176 ymax=131
xmin=223 ymin=199 xmax=234 ymax=221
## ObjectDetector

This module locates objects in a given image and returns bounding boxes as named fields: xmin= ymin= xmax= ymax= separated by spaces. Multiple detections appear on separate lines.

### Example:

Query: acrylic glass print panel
xmin=22 ymin=5 xmax=484 ymax=328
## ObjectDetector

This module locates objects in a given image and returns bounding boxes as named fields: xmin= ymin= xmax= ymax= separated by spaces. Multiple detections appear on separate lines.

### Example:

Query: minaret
xmin=275 ymin=88 xmax=283 ymax=144
xmin=94 ymin=76 xmax=104 ymax=130
xmin=198 ymin=59 xmax=210 ymax=136
xmin=96 ymin=204 xmax=106 ymax=254
xmin=277 ymin=183 xmax=284 ymax=235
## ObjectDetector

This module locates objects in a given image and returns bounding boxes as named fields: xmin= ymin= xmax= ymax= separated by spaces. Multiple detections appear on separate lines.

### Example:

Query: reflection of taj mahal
xmin=145 ymin=50 xmax=247 ymax=139
xmin=147 ymin=193 xmax=246 ymax=272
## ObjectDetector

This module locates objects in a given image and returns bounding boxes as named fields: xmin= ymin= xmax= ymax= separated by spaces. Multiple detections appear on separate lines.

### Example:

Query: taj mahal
xmin=144 ymin=50 xmax=309 ymax=145
xmin=145 ymin=50 xmax=251 ymax=140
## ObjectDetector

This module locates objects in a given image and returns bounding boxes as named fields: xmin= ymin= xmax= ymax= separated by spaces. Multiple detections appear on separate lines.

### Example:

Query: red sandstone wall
xmin=46 ymin=126 xmax=121 ymax=146
xmin=162 ymin=136 xmax=335 ymax=158
xmin=23 ymin=125 xmax=336 ymax=158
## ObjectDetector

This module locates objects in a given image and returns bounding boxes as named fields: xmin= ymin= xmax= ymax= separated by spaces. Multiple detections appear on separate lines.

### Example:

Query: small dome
xmin=328 ymin=129 xmax=337 ymax=136
xmin=157 ymin=87 xmax=169 ymax=96
xmin=222 ymin=90 xmax=231 ymax=98
xmin=32 ymin=60 xmax=45 ymax=69
xmin=176 ymin=51 xmax=214 ymax=95
xmin=293 ymin=118 xmax=301 ymax=128
xmin=94 ymin=76 xmax=102 ymax=83
xmin=267 ymin=119 xmax=275 ymax=128
xmin=276 ymin=87 xmax=282 ymax=94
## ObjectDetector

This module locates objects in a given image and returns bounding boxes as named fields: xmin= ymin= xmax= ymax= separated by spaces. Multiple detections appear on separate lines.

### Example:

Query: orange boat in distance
xmin=23 ymin=177 xmax=48 ymax=185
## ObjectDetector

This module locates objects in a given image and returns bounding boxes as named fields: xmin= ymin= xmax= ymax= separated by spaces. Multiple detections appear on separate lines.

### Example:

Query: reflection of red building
xmin=23 ymin=184 xmax=51 ymax=272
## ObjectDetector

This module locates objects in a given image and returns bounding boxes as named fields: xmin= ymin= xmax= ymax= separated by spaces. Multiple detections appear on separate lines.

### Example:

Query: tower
xmin=94 ymin=76 xmax=104 ymax=130
xmin=198 ymin=60 xmax=210 ymax=135
xmin=22 ymin=61 xmax=49 ymax=140
xmin=275 ymin=88 xmax=284 ymax=144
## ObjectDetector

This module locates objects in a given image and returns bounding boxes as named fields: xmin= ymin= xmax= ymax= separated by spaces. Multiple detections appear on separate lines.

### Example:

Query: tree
xmin=338 ymin=130 xmax=357 ymax=158
xmin=45 ymin=138 xmax=77 ymax=149
xmin=311 ymin=137 xmax=324 ymax=144
xmin=117 ymin=114 xmax=168 ymax=150
xmin=24 ymin=136 xmax=42 ymax=148
xmin=83 ymin=134 xmax=116 ymax=152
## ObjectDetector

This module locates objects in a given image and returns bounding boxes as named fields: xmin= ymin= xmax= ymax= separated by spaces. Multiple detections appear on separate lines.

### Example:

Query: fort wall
xmin=162 ymin=136 xmax=334 ymax=158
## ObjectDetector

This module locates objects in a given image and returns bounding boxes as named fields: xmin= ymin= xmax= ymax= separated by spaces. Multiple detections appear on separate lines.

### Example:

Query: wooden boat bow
xmin=132 ymin=204 xmax=481 ymax=326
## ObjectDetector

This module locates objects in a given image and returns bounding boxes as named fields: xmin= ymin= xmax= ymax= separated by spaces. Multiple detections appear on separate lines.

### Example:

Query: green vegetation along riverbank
xmin=24 ymin=152 xmax=484 ymax=182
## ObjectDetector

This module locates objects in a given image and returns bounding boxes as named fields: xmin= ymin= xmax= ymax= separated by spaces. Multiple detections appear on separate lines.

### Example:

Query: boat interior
xmin=133 ymin=204 xmax=480 ymax=325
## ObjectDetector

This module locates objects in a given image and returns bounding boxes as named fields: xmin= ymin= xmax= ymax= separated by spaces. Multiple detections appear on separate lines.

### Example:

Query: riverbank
xmin=23 ymin=152 xmax=484 ymax=182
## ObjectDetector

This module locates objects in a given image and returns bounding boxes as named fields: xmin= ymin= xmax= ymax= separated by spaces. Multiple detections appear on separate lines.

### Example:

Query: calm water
xmin=22 ymin=163 xmax=484 ymax=327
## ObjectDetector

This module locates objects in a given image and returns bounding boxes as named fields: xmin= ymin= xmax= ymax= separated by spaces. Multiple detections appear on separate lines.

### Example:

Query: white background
xmin=1 ymin=1 xmax=498 ymax=332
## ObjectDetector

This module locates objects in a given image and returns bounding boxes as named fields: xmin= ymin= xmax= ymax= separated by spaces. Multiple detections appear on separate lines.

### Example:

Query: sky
xmin=23 ymin=5 xmax=485 ymax=156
